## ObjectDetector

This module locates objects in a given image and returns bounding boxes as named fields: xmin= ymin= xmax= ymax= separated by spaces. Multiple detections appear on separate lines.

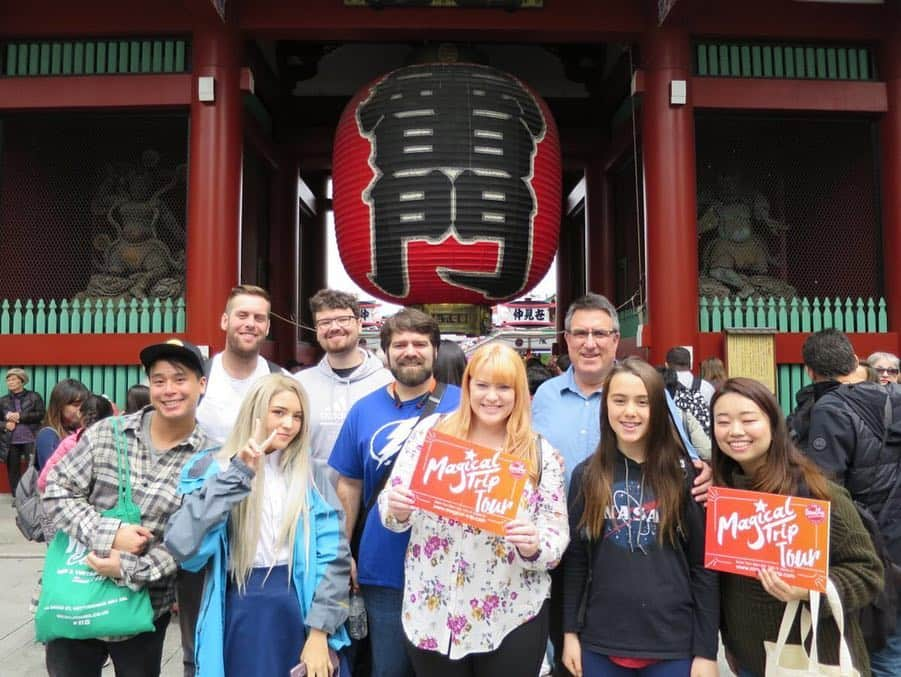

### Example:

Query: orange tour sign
xmin=409 ymin=429 xmax=527 ymax=536
xmin=705 ymin=486 xmax=830 ymax=592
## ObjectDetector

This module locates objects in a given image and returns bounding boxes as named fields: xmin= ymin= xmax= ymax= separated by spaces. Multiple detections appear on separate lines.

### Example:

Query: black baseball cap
xmin=140 ymin=339 xmax=206 ymax=377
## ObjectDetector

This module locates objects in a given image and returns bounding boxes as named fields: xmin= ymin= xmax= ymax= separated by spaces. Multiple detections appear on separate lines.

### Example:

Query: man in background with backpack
xmin=805 ymin=328 xmax=901 ymax=676
xmin=665 ymin=346 xmax=715 ymax=405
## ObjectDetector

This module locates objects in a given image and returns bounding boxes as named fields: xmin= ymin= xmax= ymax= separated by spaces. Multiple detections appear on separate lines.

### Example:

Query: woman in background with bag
xmin=713 ymin=377 xmax=884 ymax=676
xmin=165 ymin=374 xmax=350 ymax=677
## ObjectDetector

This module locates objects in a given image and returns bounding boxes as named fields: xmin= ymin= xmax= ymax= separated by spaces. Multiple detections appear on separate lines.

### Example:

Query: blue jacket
xmin=164 ymin=451 xmax=351 ymax=677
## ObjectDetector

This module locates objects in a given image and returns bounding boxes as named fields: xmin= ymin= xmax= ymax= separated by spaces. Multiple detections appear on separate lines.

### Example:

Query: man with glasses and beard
xmin=295 ymin=289 xmax=393 ymax=486
xmin=330 ymin=308 xmax=461 ymax=677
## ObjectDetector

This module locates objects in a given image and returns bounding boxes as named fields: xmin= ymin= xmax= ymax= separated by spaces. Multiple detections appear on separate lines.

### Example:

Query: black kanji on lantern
xmin=357 ymin=64 xmax=546 ymax=300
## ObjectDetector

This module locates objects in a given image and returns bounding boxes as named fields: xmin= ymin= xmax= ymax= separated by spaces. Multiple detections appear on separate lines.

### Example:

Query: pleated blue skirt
xmin=224 ymin=565 xmax=305 ymax=677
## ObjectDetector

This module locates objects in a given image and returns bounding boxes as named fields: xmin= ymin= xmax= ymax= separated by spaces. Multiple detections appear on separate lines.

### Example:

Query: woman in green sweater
xmin=712 ymin=377 xmax=884 ymax=676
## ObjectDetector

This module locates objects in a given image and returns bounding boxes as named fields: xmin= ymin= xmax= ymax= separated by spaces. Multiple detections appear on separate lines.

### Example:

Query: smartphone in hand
xmin=289 ymin=649 xmax=340 ymax=677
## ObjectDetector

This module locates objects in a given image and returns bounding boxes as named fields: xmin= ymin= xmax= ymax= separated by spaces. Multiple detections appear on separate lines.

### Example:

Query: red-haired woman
xmin=381 ymin=343 xmax=569 ymax=675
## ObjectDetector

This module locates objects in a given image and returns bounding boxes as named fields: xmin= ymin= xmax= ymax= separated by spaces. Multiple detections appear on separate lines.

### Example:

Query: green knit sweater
xmin=720 ymin=481 xmax=884 ymax=676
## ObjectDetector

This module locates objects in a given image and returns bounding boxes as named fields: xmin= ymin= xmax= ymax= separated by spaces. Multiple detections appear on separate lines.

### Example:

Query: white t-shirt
xmin=254 ymin=450 xmax=291 ymax=567
xmin=196 ymin=354 xmax=274 ymax=446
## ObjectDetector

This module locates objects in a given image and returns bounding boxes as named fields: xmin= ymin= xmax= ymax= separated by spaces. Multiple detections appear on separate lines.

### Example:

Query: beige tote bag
xmin=764 ymin=579 xmax=859 ymax=677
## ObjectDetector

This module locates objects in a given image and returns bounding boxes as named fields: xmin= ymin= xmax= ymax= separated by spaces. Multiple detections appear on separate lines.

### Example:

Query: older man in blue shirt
xmin=532 ymin=292 xmax=711 ymax=677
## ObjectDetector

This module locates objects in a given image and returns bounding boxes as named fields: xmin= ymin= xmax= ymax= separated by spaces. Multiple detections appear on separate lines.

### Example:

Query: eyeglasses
xmin=315 ymin=315 xmax=357 ymax=330
xmin=566 ymin=328 xmax=619 ymax=343
xmin=875 ymin=367 xmax=900 ymax=375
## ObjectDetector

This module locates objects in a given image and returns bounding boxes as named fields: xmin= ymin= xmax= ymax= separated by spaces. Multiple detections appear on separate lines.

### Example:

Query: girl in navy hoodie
xmin=562 ymin=357 xmax=719 ymax=677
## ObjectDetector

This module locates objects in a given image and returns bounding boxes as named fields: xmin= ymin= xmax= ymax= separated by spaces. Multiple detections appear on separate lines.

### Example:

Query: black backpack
xmin=852 ymin=499 xmax=901 ymax=651
xmin=829 ymin=385 xmax=901 ymax=651
xmin=14 ymin=454 xmax=45 ymax=542
xmin=672 ymin=376 xmax=711 ymax=435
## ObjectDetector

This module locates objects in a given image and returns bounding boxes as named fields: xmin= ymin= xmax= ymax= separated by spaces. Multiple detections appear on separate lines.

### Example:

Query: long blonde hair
xmin=216 ymin=374 xmax=314 ymax=591
xmin=436 ymin=343 xmax=539 ymax=482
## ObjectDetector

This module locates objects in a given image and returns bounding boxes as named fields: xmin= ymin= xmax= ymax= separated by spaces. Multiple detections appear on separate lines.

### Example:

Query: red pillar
xmin=882 ymin=17 xmax=901 ymax=342
xmin=640 ymin=26 xmax=698 ymax=365
xmin=586 ymin=161 xmax=616 ymax=298
xmin=269 ymin=153 xmax=300 ymax=364
xmin=185 ymin=20 xmax=243 ymax=353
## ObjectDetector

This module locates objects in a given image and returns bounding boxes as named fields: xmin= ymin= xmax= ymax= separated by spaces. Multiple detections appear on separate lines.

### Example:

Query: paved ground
xmin=0 ymin=500 xmax=734 ymax=676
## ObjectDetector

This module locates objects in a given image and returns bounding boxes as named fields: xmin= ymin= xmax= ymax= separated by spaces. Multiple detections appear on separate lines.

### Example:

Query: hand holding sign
xmin=759 ymin=566 xmax=810 ymax=602
xmin=237 ymin=418 xmax=278 ymax=471
xmin=386 ymin=482 xmax=416 ymax=524
xmin=504 ymin=518 xmax=540 ymax=559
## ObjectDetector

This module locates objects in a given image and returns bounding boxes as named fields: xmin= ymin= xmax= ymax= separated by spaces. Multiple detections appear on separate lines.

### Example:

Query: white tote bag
xmin=764 ymin=579 xmax=859 ymax=677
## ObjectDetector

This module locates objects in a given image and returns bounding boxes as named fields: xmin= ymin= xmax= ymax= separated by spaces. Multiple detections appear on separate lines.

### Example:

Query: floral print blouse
xmin=378 ymin=417 xmax=570 ymax=659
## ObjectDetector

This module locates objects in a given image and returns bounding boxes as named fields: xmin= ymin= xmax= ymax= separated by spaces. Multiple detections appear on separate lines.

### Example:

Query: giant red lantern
xmin=333 ymin=62 xmax=561 ymax=305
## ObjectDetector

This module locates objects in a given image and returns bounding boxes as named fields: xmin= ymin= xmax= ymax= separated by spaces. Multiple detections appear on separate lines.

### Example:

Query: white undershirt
xmin=252 ymin=450 xmax=292 ymax=567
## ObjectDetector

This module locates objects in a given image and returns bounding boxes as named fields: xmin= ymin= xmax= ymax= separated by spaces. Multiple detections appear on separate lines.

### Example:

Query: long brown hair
xmin=711 ymin=377 xmax=830 ymax=500
xmin=436 ymin=343 xmax=538 ymax=483
xmin=43 ymin=379 xmax=90 ymax=438
xmin=578 ymin=357 xmax=687 ymax=544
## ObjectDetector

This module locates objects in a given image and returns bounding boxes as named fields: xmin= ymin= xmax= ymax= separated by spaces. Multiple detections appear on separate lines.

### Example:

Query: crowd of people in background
xmin=2 ymin=287 xmax=900 ymax=677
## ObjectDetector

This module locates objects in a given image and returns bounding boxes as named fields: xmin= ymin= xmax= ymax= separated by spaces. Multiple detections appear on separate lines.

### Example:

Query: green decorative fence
xmin=618 ymin=305 xmax=644 ymax=340
xmin=0 ymin=298 xmax=185 ymax=335
xmin=777 ymin=364 xmax=813 ymax=417
xmin=699 ymin=296 xmax=888 ymax=334
xmin=0 ymin=365 xmax=145 ymax=410
xmin=2 ymin=38 xmax=189 ymax=77
xmin=695 ymin=42 xmax=875 ymax=81
xmin=700 ymin=296 xmax=889 ymax=414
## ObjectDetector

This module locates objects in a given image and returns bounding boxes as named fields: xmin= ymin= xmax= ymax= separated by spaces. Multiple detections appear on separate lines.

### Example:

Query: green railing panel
xmin=776 ymin=364 xmax=814 ymax=416
xmin=0 ymin=297 xmax=185 ymax=335
xmin=699 ymin=296 xmax=888 ymax=334
xmin=0 ymin=364 xmax=145 ymax=410
xmin=2 ymin=38 xmax=190 ymax=76
xmin=695 ymin=41 xmax=877 ymax=81
xmin=619 ymin=306 xmax=644 ymax=340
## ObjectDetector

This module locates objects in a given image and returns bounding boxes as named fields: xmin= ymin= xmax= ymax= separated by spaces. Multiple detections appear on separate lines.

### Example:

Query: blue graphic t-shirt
xmin=328 ymin=383 xmax=462 ymax=589
xmin=603 ymin=456 xmax=660 ymax=554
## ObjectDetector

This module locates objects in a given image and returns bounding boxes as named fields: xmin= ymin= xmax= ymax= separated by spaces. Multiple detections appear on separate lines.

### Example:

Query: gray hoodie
xmin=294 ymin=348 xmax=393 ymax=486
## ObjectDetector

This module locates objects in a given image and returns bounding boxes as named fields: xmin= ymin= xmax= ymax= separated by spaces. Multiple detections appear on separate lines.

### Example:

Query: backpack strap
xmin=691 ymin=374 xmax=701 ymax=393
xmin=876 ymin=391 xmax=901 ymax=525
xmin=350 ymin=381 xmax=448 ymax=556
xmin=266 ymin=359 xmax=282 ymax=374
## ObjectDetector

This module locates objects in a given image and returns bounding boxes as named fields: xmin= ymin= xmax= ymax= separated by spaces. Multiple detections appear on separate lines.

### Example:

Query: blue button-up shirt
xmin=531 ymin=366 xmax=698 ymax=485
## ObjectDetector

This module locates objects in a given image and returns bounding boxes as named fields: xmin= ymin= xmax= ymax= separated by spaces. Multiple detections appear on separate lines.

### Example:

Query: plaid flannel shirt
xmin=42 ymin=407 xmax=210 ymax=620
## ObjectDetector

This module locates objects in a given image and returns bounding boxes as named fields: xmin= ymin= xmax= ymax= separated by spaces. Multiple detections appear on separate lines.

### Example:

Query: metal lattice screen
xmin=695 ymin=114 xmax=881 ymax=301
xmin=0 ymin=112 xmax=189 ymax=302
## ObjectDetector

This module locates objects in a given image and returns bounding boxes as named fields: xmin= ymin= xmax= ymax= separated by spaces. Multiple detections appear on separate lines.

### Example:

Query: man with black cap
xmin=42 ymin=338 xmax=210 ymax=677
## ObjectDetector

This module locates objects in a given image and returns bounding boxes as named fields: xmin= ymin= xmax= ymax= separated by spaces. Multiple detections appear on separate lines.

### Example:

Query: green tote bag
xmin=35 ymin=417 xmax=155 ymax=641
